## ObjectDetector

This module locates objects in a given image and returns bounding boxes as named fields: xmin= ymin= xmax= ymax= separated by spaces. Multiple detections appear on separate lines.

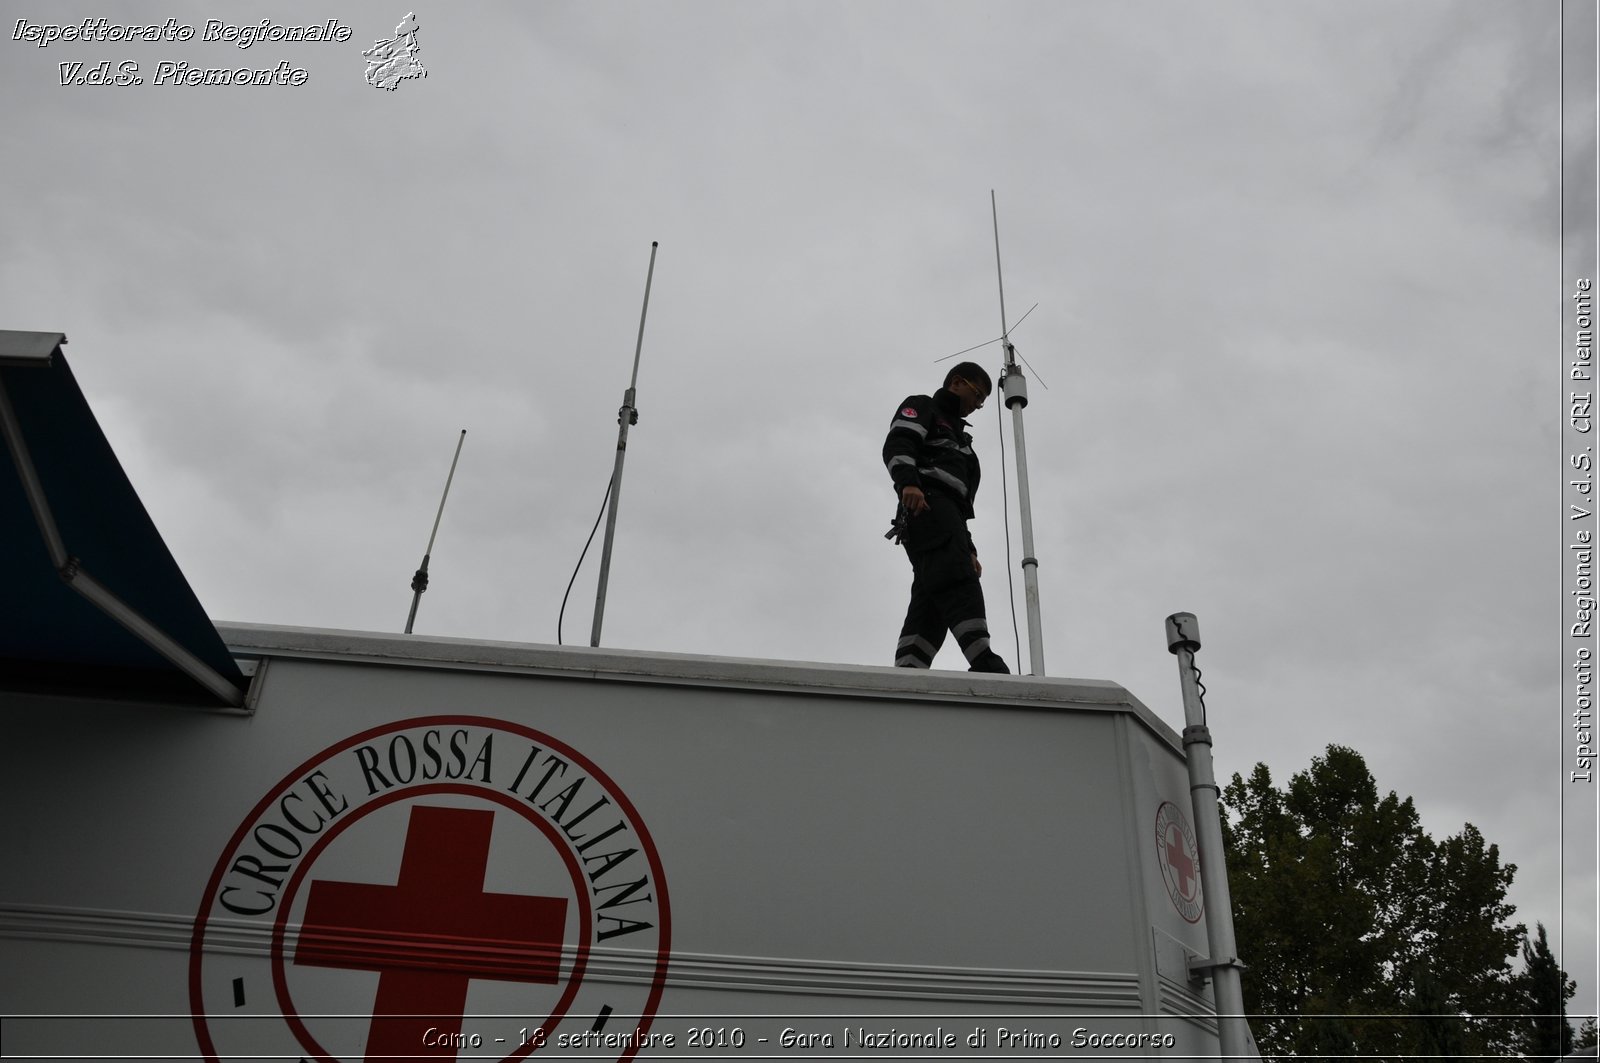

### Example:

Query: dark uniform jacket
xmin=882 ymin=387 xmax=982 ymax=521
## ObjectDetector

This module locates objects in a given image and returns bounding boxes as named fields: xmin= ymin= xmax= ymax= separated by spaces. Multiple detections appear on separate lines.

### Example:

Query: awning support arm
xmin=0 ymin=374 xmax=245 ymax=708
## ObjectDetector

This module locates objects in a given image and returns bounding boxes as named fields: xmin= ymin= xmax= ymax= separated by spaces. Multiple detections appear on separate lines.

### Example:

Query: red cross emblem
xmin=1154 ymin=801 xmax=1204 ymax=923
xmin=295 ymin=805 xmax=567 ymax=1060
xmin=1164 ymin=827 xmax=1197 ymax=900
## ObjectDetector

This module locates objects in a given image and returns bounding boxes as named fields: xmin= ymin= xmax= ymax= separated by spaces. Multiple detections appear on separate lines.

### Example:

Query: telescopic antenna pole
xmin=1165 ymin=613 xmax=1250 ymax=1060
xmin=992 ymin=191 xmax=1047 ymax=676
xmin=405 ymin=428 xmax=466 ymax=634
xmin=591 ymin=241 xmax=658 ymax=647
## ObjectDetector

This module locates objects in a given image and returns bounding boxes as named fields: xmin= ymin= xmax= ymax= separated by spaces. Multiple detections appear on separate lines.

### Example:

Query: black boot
xmin=969 ymin=651 xmax=1010 ymax=674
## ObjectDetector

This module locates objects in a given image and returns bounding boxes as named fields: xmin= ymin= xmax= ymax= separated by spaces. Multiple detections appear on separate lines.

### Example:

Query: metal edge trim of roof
xmin=216 ymin=621 xmax=1184 ymax=751
xmin=0 ymin=330 xmax=65 ymax=367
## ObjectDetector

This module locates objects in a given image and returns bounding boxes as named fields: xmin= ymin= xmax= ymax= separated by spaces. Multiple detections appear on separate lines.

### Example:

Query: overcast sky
xmin=4 ymin=0 xmax=1595 ymax=1025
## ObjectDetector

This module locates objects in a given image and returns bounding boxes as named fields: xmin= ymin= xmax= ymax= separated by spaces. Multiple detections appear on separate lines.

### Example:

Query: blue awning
xmin=0 ymin=331 xmax=246 ymax=707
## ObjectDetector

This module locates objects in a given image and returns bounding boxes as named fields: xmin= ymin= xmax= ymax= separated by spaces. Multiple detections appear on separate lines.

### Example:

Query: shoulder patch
xmin=901 ymin=406 xmax=918 ymax=418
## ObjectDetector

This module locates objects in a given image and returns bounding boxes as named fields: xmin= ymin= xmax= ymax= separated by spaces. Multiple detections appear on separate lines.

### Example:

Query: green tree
xmin=1509 ymin=922 xmax=1576 ymax=1061
xmin=1409 ymin=968 xmax=1468 ymax=1062
xmin=1304 ymin=1014 xmax=1360 ymax=1063
xmin=1220 ymin=745 xmax=1537 ymax=1059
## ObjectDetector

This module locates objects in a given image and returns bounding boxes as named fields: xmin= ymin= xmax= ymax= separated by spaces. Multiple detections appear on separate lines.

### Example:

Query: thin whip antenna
xmin=991 ymin=191 xmax=1047 ymax=675
xmin=404 ymin=428 xmax=466 ymax=634
xmin=591 ymin=241 xmax=659 ymax=647
xmin=992 ymin=190 xmax=1011 ymax=346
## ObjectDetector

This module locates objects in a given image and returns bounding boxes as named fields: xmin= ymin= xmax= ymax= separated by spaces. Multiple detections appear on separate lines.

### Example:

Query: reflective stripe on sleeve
xmin=890 ymin=418 xmax=928 ymax=437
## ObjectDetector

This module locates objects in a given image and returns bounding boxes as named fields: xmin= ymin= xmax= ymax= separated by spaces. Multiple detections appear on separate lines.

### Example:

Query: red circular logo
xmin=1155 ymin=801 xmax=1204 ymax=924
xmin=190 ymin=717 xmax=670 ymax=1061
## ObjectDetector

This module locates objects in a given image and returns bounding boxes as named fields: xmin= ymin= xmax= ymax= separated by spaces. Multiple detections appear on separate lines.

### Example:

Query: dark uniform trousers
xmin=896 ymin=492 xmax=1009 ymax=672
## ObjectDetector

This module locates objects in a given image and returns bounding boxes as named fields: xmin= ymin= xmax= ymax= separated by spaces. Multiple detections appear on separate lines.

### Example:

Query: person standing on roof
xmin=883 ymin=362 xmax=1010 ymax=673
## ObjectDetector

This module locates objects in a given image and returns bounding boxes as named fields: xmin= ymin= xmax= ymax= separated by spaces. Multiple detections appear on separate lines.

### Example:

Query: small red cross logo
xmin=295 ymin=804 xmax=568 ymax=1062
xmin=1165 ymin=828 xmax=1197 ymax=898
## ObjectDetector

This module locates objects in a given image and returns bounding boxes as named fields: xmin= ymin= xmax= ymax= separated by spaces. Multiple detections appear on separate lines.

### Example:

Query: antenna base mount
xmin=1001 ymin=362 xmax=1028 ymax=409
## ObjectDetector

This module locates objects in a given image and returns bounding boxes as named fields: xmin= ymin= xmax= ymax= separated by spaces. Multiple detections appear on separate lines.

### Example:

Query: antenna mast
xmin=991 ymin=192 xmax=1047 ymax=675
xmin=405 ymin=428 xmax=466 ymax=634
xmin=591 ymin=241 xmax=659 ymax=647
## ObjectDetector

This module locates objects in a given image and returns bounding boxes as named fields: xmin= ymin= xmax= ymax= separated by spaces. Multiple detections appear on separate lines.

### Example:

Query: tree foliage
xmin=1220 ymin=745 xmax=1574 ymax=1059
xmin=1514 ymin=923 xmax=1577 ymax=1061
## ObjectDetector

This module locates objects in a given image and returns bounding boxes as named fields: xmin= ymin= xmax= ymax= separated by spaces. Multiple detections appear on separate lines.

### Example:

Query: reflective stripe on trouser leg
xmin=895 ymin=633 xmax=938 ymax=668
xmin=897 ymin=551 xmax=948 ymax=667
xmin=950 ymin=617 xmax=993 ymax=665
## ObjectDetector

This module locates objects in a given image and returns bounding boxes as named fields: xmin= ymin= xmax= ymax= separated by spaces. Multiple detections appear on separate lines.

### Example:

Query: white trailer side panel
xmin=1 ymin=625 xmax=1227 ymax=1061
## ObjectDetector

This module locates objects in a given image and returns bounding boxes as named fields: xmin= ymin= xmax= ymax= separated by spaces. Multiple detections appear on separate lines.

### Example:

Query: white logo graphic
xmin=363 ymin=13 xmax=425 ymax=91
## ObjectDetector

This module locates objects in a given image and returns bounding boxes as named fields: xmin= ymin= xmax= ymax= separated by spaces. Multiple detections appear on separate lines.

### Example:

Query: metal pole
xmin=405 ymin=428 xmax=466 ymax=634
xmin=1166 ymin=612 xmax=1249 ymax=1060
xmin=1004 ymin=359 xmax=1045 ymax=676
xmin=592 ymin=241 xmax=658 ymax=647
xmin=992 ymin=192 xmax=1046 ymax=675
